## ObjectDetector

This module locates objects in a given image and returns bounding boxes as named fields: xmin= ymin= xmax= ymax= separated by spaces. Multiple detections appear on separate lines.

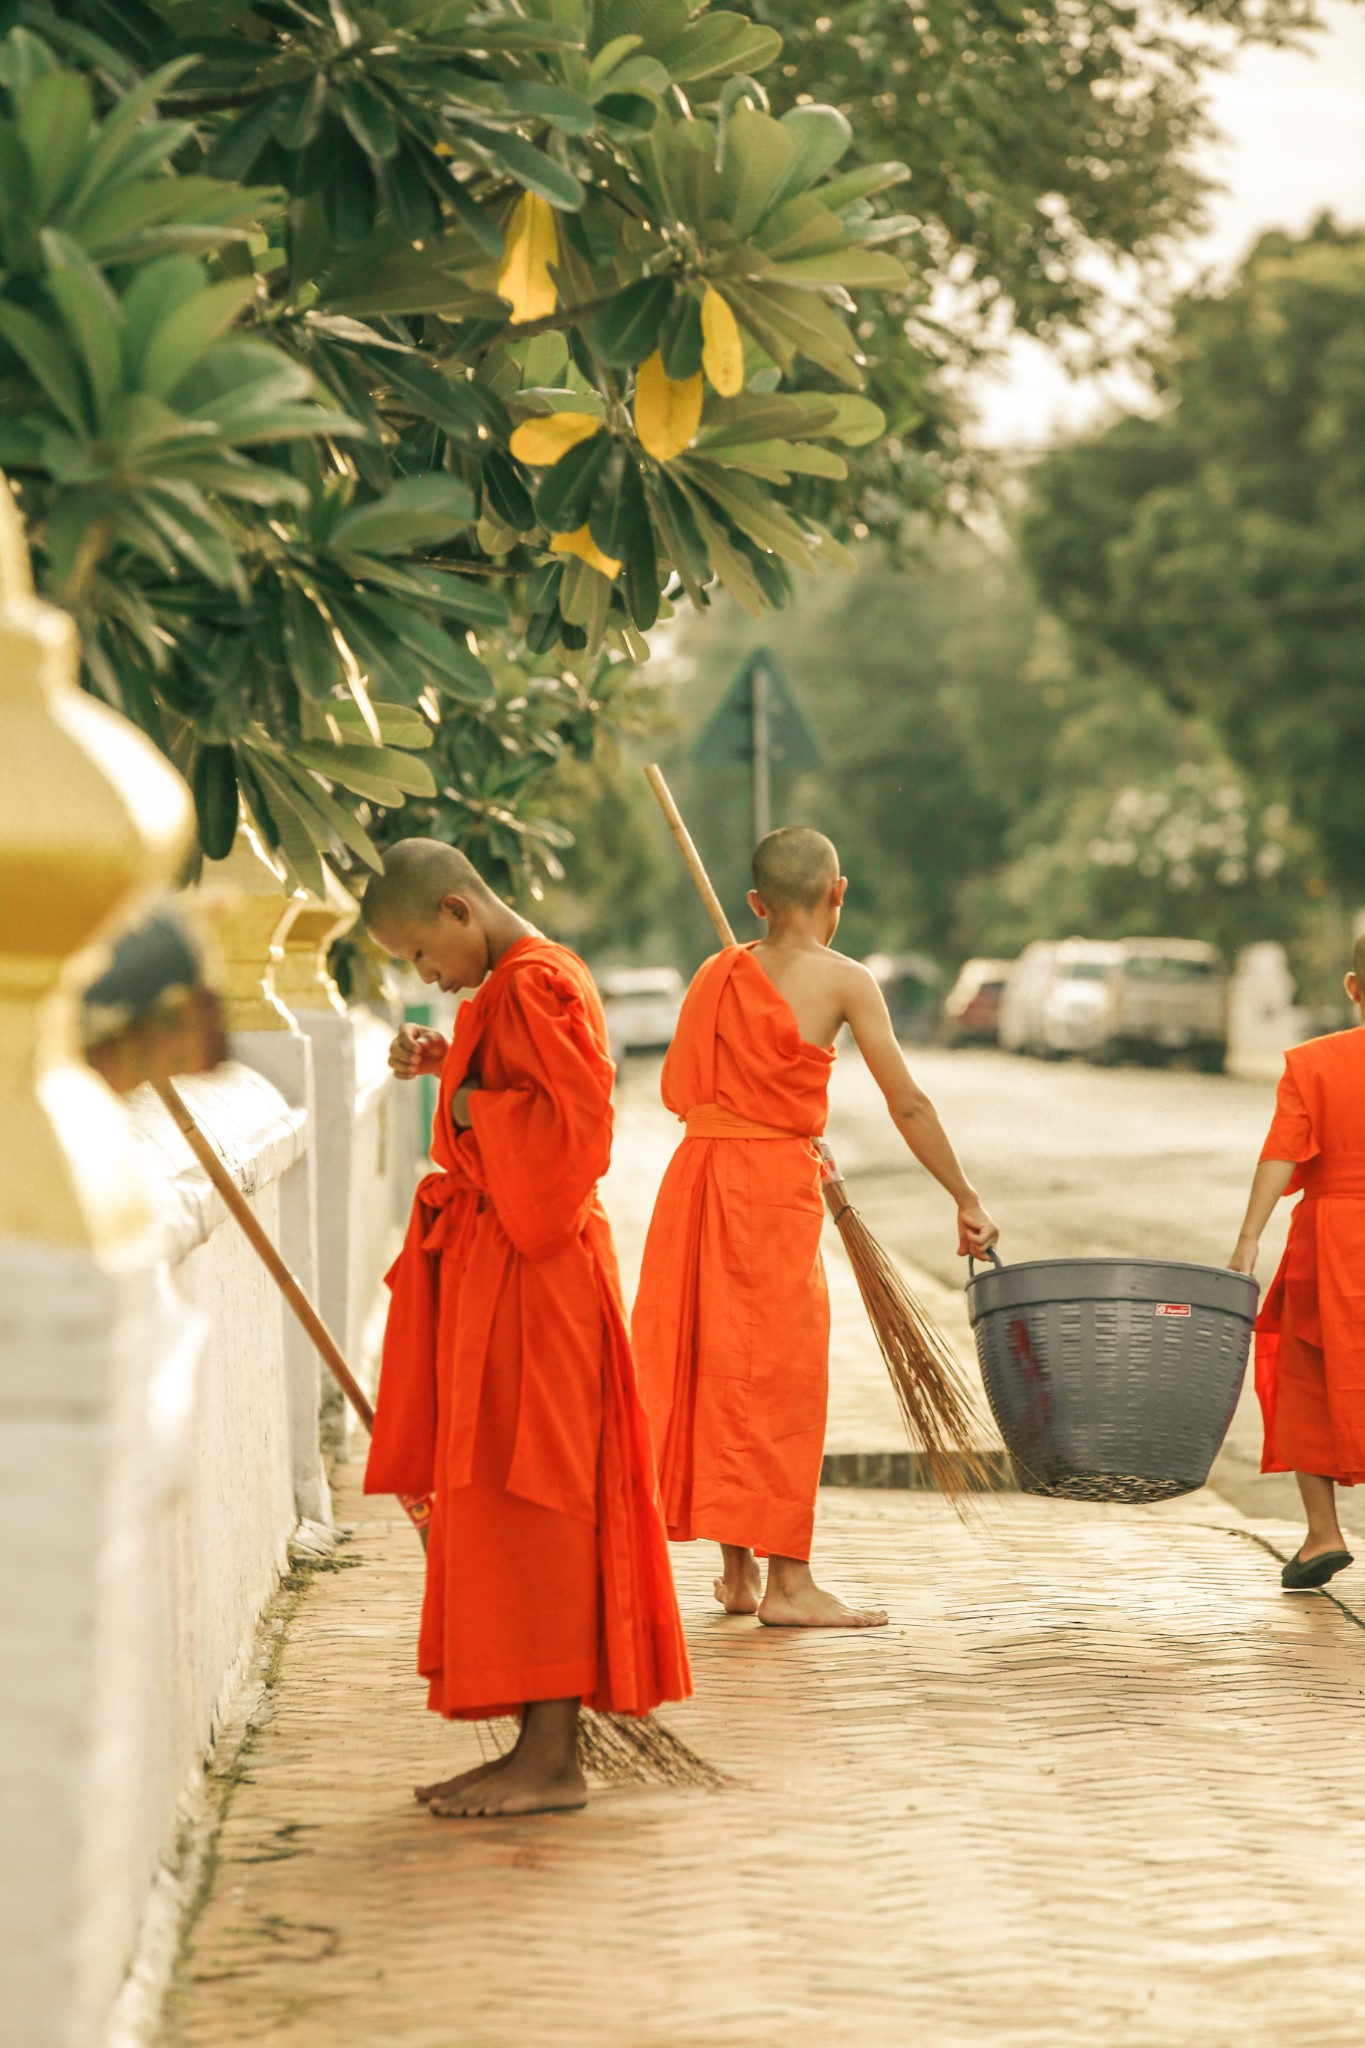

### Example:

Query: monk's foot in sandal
xmin=1281 ymin=1547 xmax=1354 ymax=1591
xmin=415 ymin=1749 xmax=513 ymax=1805
xmin=714 ymin=1545 xmax=762 ymax=1615
xmin=428 ymin=1751 xmax=588 ymax=1820
xmin=757 ymin=1566 xmax=888 ymax=1629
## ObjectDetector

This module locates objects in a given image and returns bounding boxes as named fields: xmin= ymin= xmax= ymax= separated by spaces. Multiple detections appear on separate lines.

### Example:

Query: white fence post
xmin=197 ymin=822 xmax=330 ymax=1526
xmin=0 ymin=476 xmax=194 ymax=2048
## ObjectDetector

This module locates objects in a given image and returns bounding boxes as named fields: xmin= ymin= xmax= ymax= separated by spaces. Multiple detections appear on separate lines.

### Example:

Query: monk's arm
xmin=840 ymin=966 xmax=999 ymax=1255
xmin=1230 ymin=1158 xmax=1295 ymax=1274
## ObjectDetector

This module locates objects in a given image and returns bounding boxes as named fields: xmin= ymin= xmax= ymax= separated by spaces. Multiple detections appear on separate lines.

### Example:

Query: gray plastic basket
xmin=966 ymin=1253 xmax=1259 ymax=1503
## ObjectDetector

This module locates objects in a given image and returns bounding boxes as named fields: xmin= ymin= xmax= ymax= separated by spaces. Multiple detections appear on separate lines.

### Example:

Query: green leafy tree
xmin=620 ymin=530 xmax=1309 ymax=972
xmin=744 ymin=0 xmax=1337 ymax=536
xmin=1019 ymin=220 xmax=1365 ymax=894
xmin=0 ymin=0 xmax=908 ymax=891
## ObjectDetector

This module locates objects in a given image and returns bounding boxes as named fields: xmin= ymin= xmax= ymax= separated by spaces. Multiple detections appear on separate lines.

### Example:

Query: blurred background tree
xmin=1020 ymin=219 xmax=1365 ymax=900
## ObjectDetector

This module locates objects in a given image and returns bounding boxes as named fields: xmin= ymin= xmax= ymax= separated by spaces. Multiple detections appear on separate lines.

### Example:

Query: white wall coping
xmin=126 ymin=1064 xmax=308 ymax=1269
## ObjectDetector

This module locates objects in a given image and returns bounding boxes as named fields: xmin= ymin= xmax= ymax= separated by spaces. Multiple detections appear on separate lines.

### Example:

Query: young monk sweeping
xmin=362 ymin=839 xmax=691 ymax=1817
xmin=1230 ymin=938 xmax=1365 ymax=1590
xmin=632 ymin=826 xmax=999 ymax=1629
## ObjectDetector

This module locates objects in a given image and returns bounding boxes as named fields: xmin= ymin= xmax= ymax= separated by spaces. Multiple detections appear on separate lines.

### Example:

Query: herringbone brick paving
xmin=165 ymin=1473 xmax=1365 ymax=2048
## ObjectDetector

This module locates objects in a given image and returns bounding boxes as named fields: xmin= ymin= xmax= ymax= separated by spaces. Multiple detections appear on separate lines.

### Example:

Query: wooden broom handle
xmin=644 ymin=764 xmax=737 ymax=949
xmin=155 ymin=1077 xmax=376 ymax=1433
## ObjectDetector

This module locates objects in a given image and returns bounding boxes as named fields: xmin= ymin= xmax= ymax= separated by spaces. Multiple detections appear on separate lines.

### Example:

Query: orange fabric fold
xmin=365 ymin=935 xmax=691 ymax=1720
xmin=633 ymin=946 xmax=835 ymax=1562
xmin=1254 ymin=1030 xmax=1365 ymax=1486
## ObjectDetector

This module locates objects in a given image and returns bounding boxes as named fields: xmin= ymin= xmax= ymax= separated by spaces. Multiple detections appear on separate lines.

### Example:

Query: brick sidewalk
xmin=165 ymin=1475 xmax=1365 ymax=2048
xmin=160 ymin=1085 xmax=1365 ymax=2048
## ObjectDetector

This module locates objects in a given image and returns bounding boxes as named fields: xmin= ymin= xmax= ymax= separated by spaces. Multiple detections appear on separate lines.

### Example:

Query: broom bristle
xmin=828 ymin=1194 xmax=995 ymax=1509
xmin=485 ymin=1710 xmax=726 ymax=1788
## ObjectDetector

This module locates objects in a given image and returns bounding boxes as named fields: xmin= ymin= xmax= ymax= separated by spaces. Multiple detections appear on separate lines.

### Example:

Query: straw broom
xmin=155 ymin=1078 xmax=723 ymax=1790
xmin=644 ymin=765 xmax=993 ymax=1504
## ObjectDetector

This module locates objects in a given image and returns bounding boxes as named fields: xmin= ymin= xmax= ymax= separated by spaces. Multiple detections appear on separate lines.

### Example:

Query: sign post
xmin=693 ymin=647 xmax=821 ymax=846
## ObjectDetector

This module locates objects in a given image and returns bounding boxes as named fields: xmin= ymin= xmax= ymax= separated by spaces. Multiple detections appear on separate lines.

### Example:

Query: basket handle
xmin=967 ymin=1247 xmax=1004 ymax=1280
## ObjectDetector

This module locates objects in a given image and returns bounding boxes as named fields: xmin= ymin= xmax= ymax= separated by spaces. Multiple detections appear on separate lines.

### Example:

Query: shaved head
xmin=751 ymin=827 xmax=840 ymax=910
xmin=361 ymin=837 xmax=498 ymax=935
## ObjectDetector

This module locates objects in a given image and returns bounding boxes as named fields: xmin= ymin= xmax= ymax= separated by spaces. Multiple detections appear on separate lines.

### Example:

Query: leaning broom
xmin=644 ymin=764 xmax=992 ymax=1505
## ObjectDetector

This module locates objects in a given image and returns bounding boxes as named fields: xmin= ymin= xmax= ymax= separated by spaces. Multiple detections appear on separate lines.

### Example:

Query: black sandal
xmin=1281 ymin=1549 xmax=1354 ymax=1590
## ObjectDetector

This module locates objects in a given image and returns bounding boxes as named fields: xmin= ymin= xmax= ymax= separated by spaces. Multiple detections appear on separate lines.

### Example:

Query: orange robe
xmin=1255 ymin=1027 xmax=1365 ymax=1485
xmin=632 ymin=945 xmax=835 ymax=1562
xmin=365 ymin=935 xmax=691 ymax=1721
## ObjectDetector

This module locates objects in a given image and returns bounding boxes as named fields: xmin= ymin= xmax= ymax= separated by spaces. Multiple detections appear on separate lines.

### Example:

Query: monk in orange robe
xmin=1232 ymin=938 xmax=1365 ymax=1590
xmin=633 ymin=827 xmax=998 ymax=1628
xmin=361 ymin=840 xmax=690 ymax=1816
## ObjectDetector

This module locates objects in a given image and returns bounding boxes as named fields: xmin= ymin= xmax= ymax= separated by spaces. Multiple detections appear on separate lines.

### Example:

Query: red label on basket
xmin=1155 ymin=1303 xmax=1192 ymax=1317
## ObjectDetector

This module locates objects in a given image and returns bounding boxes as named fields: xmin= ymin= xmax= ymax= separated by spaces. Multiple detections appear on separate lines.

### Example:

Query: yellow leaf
xmin=497 ymin=192 xmax=558 ymax=325
xmin=550 ymin=525 xmax=622 ymax=580
xmin=509 ymin=413 xmax=602 ymax=466
xmin=701 ymin=286 xmax=745 ymax=397
xmin=633 ymin=352 xmax=704 ymax=462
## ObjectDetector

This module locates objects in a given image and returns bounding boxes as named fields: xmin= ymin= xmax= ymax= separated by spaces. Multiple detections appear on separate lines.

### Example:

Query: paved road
xmin=619 ymin=1045 xmax=1302 ymax=1521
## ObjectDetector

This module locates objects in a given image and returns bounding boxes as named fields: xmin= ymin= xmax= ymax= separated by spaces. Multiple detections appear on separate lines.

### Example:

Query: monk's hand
xmin=1229 ymin=1233 xmax=1259 ymax=1276
xmin=389 ymin=1023 xmax=448 ymax=1081
xmin=450 ymin=1076 xmax=479 ymax=1130
xmin=957 ymin=1199 xmax=999 ymax=1259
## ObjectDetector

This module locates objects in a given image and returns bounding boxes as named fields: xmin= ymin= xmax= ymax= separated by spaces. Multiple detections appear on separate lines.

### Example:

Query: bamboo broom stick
xmin=644 ymin=764 xmax=994 ymax=1500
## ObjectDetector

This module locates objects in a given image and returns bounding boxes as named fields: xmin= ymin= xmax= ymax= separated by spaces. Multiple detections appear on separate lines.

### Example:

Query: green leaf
xmin=593 ymin=447 xmax=647 ymax=561
xmin=772 ymin=106 xmax=854 ymax=205
xmin=40 ymin=228 xmax=123 ymax=424
xmin=347 ymin=591 xmax=493 ymax=703
xmin=534 ymin=428 xmax=612 ymax=533
xmin=772 ymin=247 xmax=909 ymax=290
xmin=701 ymin=439 xmax=847 ymax=482
xmin=192 ymin=744 xmax=240 ymax=859
xmin=282 ymin=584 xmax=344 ymax=702
xmin=292 ymin=740 xmax=437 ymax=801
xmin=256 ymin=747 xmax=384 ymax=870
xmin=587 ymin=277 xmax=672 ymax=367
xmin=460 ymin=123 xmax=583 ymax=210
xmin=18 ymin=70 xmax=92 ymax=218
xmin=121 ymin=255 xmax=205 ymax=377
xmin=247 ymin=755 xmax=328 ymax=897
xmin=659 ymin=13 xmax=782 ymax=84
xmin=720 ymin=106 xmax=795 ymax=241
xmin=353 ymin=344 xmax=484 ymax=440
xmin=350 ymin=559 xmax=511 ymax=627
xmin=0 ymin=301 xmax=89 ymax=433
xmin=327 ymin=700 xmax=433 ymax=751
xmin=594 ymin=0 xmax=689 ymax=54
xmin=137 ymin=277 xmax=258 ymax=400
xmin=329 ymin=474 xmax=476 ymax=553
xmin=817 ymin=162 xmax=910 ymax=213
xmin=659 ymin=287 xmax=704 ymax=381
xmin=500 ymin=82 xmax=596 ymax=135
xmin=341 ymin=80 xmax=399 ymax=162
xmin=133 ymin=482 xmax=245 ymax=590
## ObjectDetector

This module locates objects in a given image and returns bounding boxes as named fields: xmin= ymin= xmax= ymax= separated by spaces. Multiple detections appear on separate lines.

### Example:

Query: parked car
xmin=1001 ymin=936 xmax=1228 ymax=1068
xmin=595 ymin=965 xmax=684 ymax=1058
xmin=1039 ymin=941 xmax=1126 ymax=1056
xmin=1102 ymin=939 xmax=1228 ymax=1070
xmin=863 ymin=951 xmax=944 ymax=1043
xmin=940 ymin=957 xmax=1014 ymax=1046
xmin=998 ymin=940 xmax=1062 ymax=1055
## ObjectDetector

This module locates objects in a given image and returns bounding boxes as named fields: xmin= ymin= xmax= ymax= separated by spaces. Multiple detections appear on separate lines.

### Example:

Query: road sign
xmin=692 ymin=648 xmax=822 ymax=842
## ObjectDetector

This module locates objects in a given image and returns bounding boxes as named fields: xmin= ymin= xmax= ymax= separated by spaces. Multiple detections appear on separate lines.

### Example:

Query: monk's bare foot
xmin=428 ymin=1750 xmax=587 ymax=1819
xmin=714 ymin=1543 xmax=762 ymax=1615
xmin=758 ymin=1556 xmax=888 ymax=1629
xmin=415 ymin=1750 xmax=511 ymax=1805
